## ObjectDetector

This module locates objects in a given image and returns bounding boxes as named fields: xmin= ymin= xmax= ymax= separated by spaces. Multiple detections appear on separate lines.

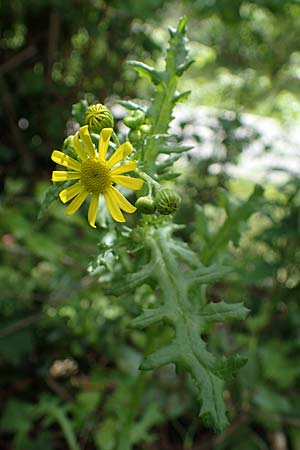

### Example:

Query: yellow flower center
xmin=80 ymin=160 xmax=112 ymax=194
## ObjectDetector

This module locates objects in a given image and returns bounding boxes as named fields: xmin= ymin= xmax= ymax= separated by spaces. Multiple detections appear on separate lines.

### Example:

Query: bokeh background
xmin=1 ymin=1 xmax=300 ymax=449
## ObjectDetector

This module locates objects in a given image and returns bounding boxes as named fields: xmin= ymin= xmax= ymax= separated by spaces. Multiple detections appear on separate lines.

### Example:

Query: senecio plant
xmin=46 ymin=18 xmax=249 ymax=432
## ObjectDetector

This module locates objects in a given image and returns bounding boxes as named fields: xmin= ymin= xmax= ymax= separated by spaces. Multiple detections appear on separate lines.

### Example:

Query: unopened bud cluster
xmin=123 ymin=110 xmax=151 ymax=142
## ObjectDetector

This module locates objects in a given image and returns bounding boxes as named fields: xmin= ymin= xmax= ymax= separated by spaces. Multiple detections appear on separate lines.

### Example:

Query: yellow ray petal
xmin=107 ymin=141 xmax=133 ymax=168
xmin=111 ymin=175 xmax=144 ymax=190
xmin=73 ymin=131 xmax=88 ymax=161
xmin=79 ymin=125 xmax=96 ymax=158
xmin=110 ymin=161 xmax=137 ymax=175
xmin=66 ymin=190 xmax=89 ymax=216
xmin=51 ymin=150 xmax=81 ymax=171
xmin=104 ymin=191 xmax=125 ymax=222
xmin=88 ymin=194 xmax=99 ymax=228
xmin=108 ymin=186 xmax=136 ymax=213
xmin=52 ymin=171 xmax=81 ymax=182
xmin=59 ymin=182 xmax=83 ymax=203
xmin=99 ymin=128 xmax=112 ymax=161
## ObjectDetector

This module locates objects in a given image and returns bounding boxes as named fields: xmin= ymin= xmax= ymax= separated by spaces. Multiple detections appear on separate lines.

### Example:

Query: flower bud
xmin=135 ymin=195 xmax=156 ymax=214
xmin=84 ymin=103 xmax=114 ymax=133
xmin=62 ymin=135 xmax=77 ymax=158
xmin=155 ymin=189 xmax=181 ymax=215
xmin=124 ymin=110 xmax=145 ymax=129
xmin=62 ymin=135 xmax=74 ymax=150
xmin=128 ymin=128 xmax=142 ymax=142
xmin=139 ymin=124 xmax=151 ymax=135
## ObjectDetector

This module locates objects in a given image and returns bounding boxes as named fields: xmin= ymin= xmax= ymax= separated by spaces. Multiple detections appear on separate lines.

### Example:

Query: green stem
xmin=43 ymin=405 xmax=81 ymax=450
xmin=112 ymin=130 xmax=121 ymax=147
xmin=152 ymin=77 xmax=177 ymax=135
xmin=144 ymin=77 xmax=178 ymax=173
xmin=200 ymin=285 xmax=207 ymax=306
xmin=135 ymin=169 xmax=161 ymax=190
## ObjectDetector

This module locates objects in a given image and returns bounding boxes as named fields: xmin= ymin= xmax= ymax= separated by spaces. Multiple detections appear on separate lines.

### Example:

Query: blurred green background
xmin=1 ymin=1 xmax=300 ymax=449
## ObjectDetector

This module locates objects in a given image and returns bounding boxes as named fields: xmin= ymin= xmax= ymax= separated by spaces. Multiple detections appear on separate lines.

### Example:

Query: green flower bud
xmin=63 ymin=135 xmax=74 ymax=150
xmin=135 ymin=196 xmax=156 ymax=214
xmin=155 ymin=189 xmax=181 ymax=215
xmin=84 ymin=103 xmax=114 ymax=133
xmin=128 ymin=128 xmax=142 ymax=142
xmin=139 ymin=124 xmax=151 ymax=135
xmin=124 ymin=110 xmax=145 ymax=129
xmin=62 ymin=135 xmax=77 ymax=158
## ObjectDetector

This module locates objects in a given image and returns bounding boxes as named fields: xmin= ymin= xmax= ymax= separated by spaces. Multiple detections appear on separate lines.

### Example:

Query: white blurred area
xmin=172 ymin=105 xmax=300 ymax=184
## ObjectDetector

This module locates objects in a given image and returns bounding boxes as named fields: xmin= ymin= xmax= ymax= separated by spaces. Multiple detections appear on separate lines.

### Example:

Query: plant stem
xmin=43 ymin=405 xmax=81 ymax=450
xmin=112 ymin=130 xmax=121 ymax=146
xmin=135 ymin=169 xmax=161 ymax=190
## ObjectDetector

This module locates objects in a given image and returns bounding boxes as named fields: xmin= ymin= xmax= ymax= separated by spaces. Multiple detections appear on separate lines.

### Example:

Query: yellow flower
xmin=51 ymin=126 xmax=144 ymax=227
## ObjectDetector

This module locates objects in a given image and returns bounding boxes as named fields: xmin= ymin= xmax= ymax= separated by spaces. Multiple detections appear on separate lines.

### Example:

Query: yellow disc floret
xmin=80 ymin=160 xmax=112 ymax=194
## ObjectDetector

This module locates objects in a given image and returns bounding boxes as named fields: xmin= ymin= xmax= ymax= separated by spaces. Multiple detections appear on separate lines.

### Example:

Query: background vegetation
xmin=1 ymin=1 xmax=300 ymax=449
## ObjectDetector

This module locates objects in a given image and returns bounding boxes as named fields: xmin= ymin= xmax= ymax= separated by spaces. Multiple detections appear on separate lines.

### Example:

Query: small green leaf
xmin=127 ymin=61 xmax=162 ymax=85
xmin=140 ymin=343 xmax=179 ymax=370
xmin=119 ymin=100 xmax=147 ymax=112
xmin=158 ymin=144 xmax=193 ymax=154
xmin=202 ymin=301 xmax=249 ymax=323
xmin=176 ymin=60 xmax=194 ymax=76
xmin=187 ymin=264 xmax=232 ymax=286
xmin=213 ymin=355 xmax=248 ymax=381
xmin=156 ymin=154 xmax=182 ymax=172
xmin=173 ymin=90 xmax=192 ymax=103
xmin=106 ymin=262 xmax=155 ymax=295
xmin=131 ymin=307 xmax=168 ymax=329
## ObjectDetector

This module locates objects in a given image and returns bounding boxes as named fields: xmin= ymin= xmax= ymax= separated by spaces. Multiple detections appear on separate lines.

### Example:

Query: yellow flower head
xmin=51 ymin=126 xmax=144 ymax=227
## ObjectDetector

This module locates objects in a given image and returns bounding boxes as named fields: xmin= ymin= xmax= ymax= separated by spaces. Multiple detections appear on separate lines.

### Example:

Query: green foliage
xmin=198 ymin=185 xmax=265 ymax=264
xmin=182 ymin=0 xmax=300 ymax=118
xmin=2 ymin=3 xmax=300 ymax=450
xmin=124 ymin=16 xmax=194 ymax=178
xmin=106 ymin=223 xmax=248 ymax=431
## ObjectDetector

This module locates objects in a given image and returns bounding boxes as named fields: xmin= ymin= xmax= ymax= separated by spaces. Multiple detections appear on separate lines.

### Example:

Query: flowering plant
xmin=43 ymin=17 xmax=252 ymax=437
